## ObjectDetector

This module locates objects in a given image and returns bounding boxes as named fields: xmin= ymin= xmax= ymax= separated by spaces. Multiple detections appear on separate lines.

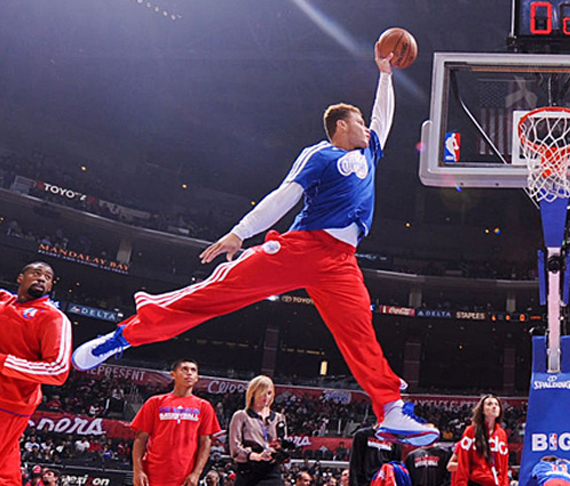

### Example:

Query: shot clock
xmin=509 ymin=0 xmax=570 ymax=51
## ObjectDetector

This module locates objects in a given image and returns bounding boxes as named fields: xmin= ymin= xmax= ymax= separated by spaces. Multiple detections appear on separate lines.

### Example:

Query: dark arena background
xmin=0 ymin=0 xmax=553 ymax=485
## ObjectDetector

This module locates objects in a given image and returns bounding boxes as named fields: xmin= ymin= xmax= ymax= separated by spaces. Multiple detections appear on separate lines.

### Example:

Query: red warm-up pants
xmin=120 ymin=230 xmax=401 ymax=419
xmin=0 ymin=409 xmax=31 ymax=485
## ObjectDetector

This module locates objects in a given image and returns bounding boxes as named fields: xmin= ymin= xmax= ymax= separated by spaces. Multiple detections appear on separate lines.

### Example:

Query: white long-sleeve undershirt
xmin=370 ymin=72 xmax=394 ymax=149
xmin=231 ymin=181 xmax=304 ymax=241
xmin=231 ymin=72 xmax=394 ymax=247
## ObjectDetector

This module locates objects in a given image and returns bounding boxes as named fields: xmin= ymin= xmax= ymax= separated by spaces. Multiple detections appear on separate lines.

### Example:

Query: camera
xmin=270 ymin=421 xmax=296 ymax=463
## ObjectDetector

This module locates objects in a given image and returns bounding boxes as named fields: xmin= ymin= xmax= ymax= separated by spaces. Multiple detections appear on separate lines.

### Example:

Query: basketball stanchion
xmin=518 ymin=106 xmax=570 ymax=372
xmin=519 ymin=336 xmax=570 ymax=485
xmin=518 ymin=107 xmax=570 ymax=486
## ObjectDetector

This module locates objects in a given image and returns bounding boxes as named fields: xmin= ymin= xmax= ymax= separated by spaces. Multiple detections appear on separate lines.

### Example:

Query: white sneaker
xmin=72 ymin=327 xmax=131 ymax=371
xmin=375 ymin=400 xmax=439 ymax=447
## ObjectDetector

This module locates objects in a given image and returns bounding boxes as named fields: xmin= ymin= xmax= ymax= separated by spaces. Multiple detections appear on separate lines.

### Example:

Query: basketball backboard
xmin=419 ymin=52 xmax=570 ymax=188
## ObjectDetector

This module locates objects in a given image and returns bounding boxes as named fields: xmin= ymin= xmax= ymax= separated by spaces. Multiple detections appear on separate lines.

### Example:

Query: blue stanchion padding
xmin=538 ymin=250 xmax=546 ymax=306
xmin=540 ymin=197 xmax=568 ymax=248
xmin=562 ymin=254 xmax=570 ymax=305
xmin=519 ymin=336 xmax=570 ymax=486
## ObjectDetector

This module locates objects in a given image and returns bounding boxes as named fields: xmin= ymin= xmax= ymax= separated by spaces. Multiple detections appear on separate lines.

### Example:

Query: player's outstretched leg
xmin=72 ymin=232 xmax=314 ymax=371
xmin=307 ymin=245 xmax=439 ymax=447
xmin=72 ymin=325 xmax=131 ymax=371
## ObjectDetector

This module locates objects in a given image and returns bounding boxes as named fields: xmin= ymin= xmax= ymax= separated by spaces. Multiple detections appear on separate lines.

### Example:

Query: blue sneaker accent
xmin=402 ymin=402 xmax=426 ymax=423
xmin=72 ymin=326 xmax=131 ymax=371
xmin=92 ymin=327 xmax=129 ymax=357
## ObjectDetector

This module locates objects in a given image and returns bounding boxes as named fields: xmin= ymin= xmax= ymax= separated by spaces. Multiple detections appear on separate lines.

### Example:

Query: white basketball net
xmin=518 ymin=107 xmax=570 ymax=203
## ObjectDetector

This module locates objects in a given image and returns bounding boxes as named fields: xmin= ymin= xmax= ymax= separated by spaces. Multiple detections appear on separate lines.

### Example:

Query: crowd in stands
xmin=399 ymin=258 xmax=539 ymax=281
xmin=1 ymin=217 xmax=540 ymax=317
xmin=22 ymin=367 xmax=527 ymax=473
xmin=1 ymin=217 xmax=112 ymax=263
xmin=0 ymin=152 xmax=231 ymax=241
xmin=414 ymin=400 xmax=526 ymax=444
xmin=0 ymin=150 xmax=546 ymax=281
xmin=20 ymin=430 xmax=131 ymax=469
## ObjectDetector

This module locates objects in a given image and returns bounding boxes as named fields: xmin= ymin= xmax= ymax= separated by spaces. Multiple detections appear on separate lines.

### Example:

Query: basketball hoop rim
xmin=518 ymin=106 xmax=570 ymax=155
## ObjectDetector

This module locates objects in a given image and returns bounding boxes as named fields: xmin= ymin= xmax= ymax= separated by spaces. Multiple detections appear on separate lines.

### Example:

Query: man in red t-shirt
xmin=0 ymin=262 xmax=72 ymax=486
xmin=131 ymin=359 xmax=221 ymax=486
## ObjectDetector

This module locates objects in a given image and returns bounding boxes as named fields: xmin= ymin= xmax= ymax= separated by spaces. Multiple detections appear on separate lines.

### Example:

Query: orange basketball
xmin=377 ymin=27 xmax=418 ymax=69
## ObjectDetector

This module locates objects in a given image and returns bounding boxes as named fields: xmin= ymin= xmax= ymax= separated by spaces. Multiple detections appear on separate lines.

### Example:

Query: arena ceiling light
xmin=134 ymin=0 xmax=182 ymax=21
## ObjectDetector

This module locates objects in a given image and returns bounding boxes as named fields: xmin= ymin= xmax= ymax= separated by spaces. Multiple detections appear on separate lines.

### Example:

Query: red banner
xmin=80 ymin=364 xmax=171 ymax=386
xmin=195 ymin=377 xmax=370 ymax=405
xmin=405 ymin=394 xmax=527 ymax=409
xmin=76 ymin=365 xmax=372 ymax=405
xmin=379 ymin=305 xmax=416 ymax=317
xmin=289 ymin=436 xmax=352 ymax=451
xmin=77 ymin=366 xmax=531 ymax=411
xmin=30 ymin=411 xmax=135 ymax=440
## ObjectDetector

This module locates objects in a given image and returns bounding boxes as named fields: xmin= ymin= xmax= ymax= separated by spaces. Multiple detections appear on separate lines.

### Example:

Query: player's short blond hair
xmin=323 ymin=103 xmax=363 ymax=141
xmin=245 ymin=375 xmax=274 ymax=409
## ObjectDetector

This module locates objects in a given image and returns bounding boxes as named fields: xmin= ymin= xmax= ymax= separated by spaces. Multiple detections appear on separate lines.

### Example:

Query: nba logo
xmin=549 ymin=433 xmax=558 ymax=450
xmin=444 ymin=132 xmax=461 ymax=162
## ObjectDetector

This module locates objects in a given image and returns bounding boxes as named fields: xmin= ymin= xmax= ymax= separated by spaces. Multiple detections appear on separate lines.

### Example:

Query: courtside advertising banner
xmin=30 ymin=410 xmax=135 ymax=440
xmin=59 ymin=467 xmax=126 ymax=486
xmin=76 ymin=365 xmax=529 ymax=409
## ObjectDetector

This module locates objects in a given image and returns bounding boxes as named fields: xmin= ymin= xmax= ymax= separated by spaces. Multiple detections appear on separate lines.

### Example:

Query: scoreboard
xmin=510 ymin=0 xmax=570 ymax=50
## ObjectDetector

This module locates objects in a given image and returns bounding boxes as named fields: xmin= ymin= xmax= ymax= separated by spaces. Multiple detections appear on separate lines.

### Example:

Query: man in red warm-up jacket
xmin=0 ymin=262 xmax=72 ymax=485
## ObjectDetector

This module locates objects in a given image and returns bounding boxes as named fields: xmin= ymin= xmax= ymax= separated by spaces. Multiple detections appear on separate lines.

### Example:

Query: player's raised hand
xmin=200 ymin=232 xmax=243 ymax=264
xmin=374 ymin=45 xmax=393 ymax=74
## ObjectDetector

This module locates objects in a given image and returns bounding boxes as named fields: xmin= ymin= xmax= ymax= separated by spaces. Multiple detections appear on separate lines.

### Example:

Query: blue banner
xmin=66 ymin=303 xmax=120 ymax=322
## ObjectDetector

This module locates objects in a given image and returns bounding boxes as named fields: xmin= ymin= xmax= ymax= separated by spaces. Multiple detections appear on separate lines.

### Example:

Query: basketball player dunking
xmin=72 ymin=41 xmax=439 ymax=447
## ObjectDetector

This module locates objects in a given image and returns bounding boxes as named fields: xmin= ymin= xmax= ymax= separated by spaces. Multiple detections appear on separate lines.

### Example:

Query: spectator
xmin=296 ymin=472 xmax=313 ymax=486
xmin=24 ymin=465 xmax=45 ymax=486
xmin=131 ymin=359 xmax=220 ymax=486
xmin=42 ymin=468 xmax=60 ymax=486
xmin=46 ymin=394 xmax=62 ymax=412
xmin=88 ymin=437 xmax=103 ymax=457
xmin=453 ymin=396 xmax=509 ymax=486
xmin=206 ymin=470 xmax=221 ymax=486
xmin=74 ymin=436 xmax=90 ymax=455
xmin=404 ymin=442 xmax=452 ymax=486
xmin=229 ymin=375 xmax=288 ymax=486
xmin=349 ymin=428 xmax=400 ymax=486
xmin=335 ymin=442 xmax=349 ymax=461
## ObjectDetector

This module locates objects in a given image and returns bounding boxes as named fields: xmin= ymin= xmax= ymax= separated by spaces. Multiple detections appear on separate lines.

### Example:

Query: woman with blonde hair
xmin=453 ymin=395 xmax=509 ymax=486
xmin=229 ymin=376 xmax=288 ymax=486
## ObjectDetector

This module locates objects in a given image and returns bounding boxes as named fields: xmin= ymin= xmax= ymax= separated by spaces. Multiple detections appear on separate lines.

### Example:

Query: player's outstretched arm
xmin=199 ymin=181 xmax=303 ymax=264
xmin=200 ymin=233 xmax=243 ymax=264
xmin=370 ymin=47 xmax=395 ymax=148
